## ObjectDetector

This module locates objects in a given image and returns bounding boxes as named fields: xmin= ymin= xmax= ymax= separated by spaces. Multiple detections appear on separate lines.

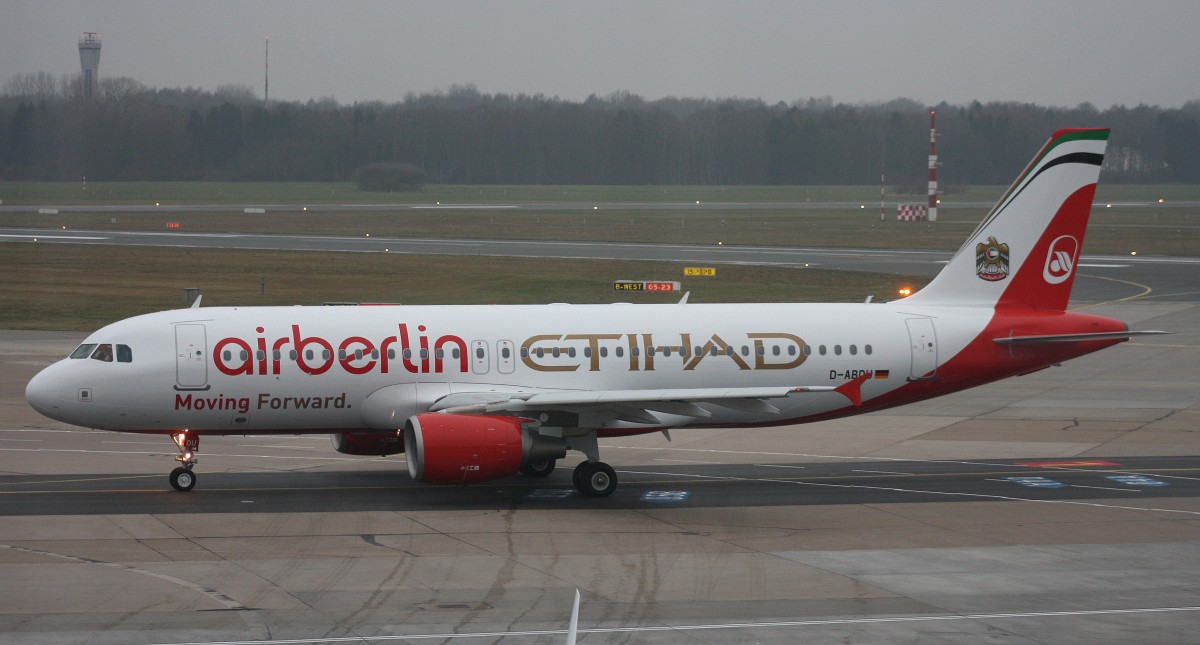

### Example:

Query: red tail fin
xmin=905 ymin=128 xmax=1108 ymax=311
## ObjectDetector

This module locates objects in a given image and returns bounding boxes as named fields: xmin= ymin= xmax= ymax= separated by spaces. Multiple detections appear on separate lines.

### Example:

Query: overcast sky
xmin=4 ymin=0 xmax=1198 ymax=108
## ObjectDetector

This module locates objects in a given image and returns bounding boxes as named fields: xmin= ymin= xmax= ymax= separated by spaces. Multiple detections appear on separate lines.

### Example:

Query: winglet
xmin=834 ymin=372 xmax=872 ymax=407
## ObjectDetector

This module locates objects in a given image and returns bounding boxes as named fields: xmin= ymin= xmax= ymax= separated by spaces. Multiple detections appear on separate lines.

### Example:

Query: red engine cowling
xmin=404 ymin=413 xmax=565 ymax=484
xmin=331 ymin=431 xmax=405 ymax=456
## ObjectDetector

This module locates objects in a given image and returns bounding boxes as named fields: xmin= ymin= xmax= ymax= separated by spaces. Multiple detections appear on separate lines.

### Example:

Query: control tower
xmin=78 ymin=32 xmax=102 ymax=97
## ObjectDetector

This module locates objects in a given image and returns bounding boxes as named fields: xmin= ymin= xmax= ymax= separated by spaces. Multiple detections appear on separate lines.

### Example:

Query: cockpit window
xmin=90 ymin=344 xmax=114 ymax=362
xmin=116 ymin=344 xmax=132 ymax=363
xmin=70 ymin=344 xmax=97 ymax=359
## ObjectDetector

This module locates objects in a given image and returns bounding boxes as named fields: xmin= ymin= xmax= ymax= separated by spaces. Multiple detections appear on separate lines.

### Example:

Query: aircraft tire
xmin=574 ymin=461 xmax=617 ymax=497
xmin=170 ymin=467 xmax=196 ymax=492
xmin=520 ymin=459 xmax=556 ymax=478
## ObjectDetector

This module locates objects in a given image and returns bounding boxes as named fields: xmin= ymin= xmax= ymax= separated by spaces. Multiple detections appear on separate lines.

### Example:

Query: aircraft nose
xmin=25 ymin=364 xmax=67 ymax=419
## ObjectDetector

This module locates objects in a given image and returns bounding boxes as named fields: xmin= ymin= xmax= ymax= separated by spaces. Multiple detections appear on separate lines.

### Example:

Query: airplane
xmin=25 ymin=128 xmax=1166 ymax=497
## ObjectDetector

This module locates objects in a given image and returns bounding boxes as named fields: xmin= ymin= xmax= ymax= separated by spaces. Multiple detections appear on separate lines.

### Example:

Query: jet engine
xmin=331 ymin=431 xmax=405 ymax=456
xmin=404 ymin=413 xmax=566 ymax=484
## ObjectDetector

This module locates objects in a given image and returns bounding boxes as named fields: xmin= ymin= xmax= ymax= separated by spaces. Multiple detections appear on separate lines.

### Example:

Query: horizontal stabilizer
xmin=993 ymin=330 xmax=1169 ymax=345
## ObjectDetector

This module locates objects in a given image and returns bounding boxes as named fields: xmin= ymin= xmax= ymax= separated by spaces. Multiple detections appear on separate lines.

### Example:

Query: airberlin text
xmin=211 ymin=323 xmax=809 ymax=377
xmin=175 ymin=392 xmax=349 ymax=414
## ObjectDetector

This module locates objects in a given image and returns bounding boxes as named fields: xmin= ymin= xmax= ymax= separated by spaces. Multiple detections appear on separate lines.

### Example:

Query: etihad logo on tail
xmin=1043 ymin=235 xmax=1079 ymax=284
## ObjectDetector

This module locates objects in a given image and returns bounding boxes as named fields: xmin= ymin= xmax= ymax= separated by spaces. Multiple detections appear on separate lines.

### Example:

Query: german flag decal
xmin=874 ymin=369 xmax=890 ymax=379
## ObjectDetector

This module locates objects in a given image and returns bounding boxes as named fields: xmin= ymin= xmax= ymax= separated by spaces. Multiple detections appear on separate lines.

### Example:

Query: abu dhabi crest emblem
xmin=975 ymin=236 xmax=1010 ymax=282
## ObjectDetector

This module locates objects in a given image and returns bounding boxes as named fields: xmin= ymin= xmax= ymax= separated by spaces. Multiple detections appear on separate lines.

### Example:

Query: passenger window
xmin=615 ymin=347 xmax=624 ymax=357
xmin=322 ymin=350 xmax=330 ymax=360
xmin=788 ymin=346 xmax=796 ymax=356
xmin=452 ymin=348 xmax=461 ymax=359
xmin=803 ymin=345 xmax=812 ymax=356
xmin=356 ymin=349 xmax=364 ymax=360
xmin=475 ymin=347 xmax=485 ymax=359
xmin=647 ymin=346 xmax=656 ymax=357
xmin=521 ymin=347 xmax=529 ymax=358
xmin=435 ymin=348 xmax=444 ymax=359
xmin=273 ymin=350 xmax=282 ymax=361
xmin=419 ymin=349 xmax=428 ymax=359
xmin=257 ymin=350 xmax=266 ymax=361
xmin=568 ymin=347 xmax=576 ymax=358
xmin=70 ymin=344 xmax=97 ymax=359
xmin=834 ymin=345 xmax=842 ymax=356
xmin=290 ymin=350 xmax=298 ymax=360
xmin=371 ymin=349 xmax=379 ymax=359
xmin=223 ymin=350 xmax=233 ymax=361
xmin=740 ymin=346 xmax=749 ymax=356
xmin=338 ymin=349 xmax=347 ymax=360
xmin=819 ymin=345 xmax=827 ymax=356
xmin=756 ymin=345 xmax=765 ymax=356
xmin=850 ymin=345 xmax=857 ymax=356
xmin=90 ymin=344 xmax=114 ymax=362
xmin=502 ymin=347 xmax=511 ymax=359
xmin=772 ymin=345 xmax=780 ymax=356
xmin=600 ymin=347 xmax=608 ymax=358
xmin=117 ymin=344 xmax=133 ymax=363
xmin=865 ymin=344 xmax=873 ymax=355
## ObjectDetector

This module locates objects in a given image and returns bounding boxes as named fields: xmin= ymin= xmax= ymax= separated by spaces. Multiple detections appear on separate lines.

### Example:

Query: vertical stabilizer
xmin=905 ymin=128 xmax=1108 ymax=311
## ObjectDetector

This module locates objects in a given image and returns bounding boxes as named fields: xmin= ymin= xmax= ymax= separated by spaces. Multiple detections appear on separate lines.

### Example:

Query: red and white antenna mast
xmin=927 ymin=110 xmax=938 ymax=222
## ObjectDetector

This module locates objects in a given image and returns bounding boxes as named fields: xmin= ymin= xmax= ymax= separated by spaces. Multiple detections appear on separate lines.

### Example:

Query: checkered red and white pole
xmin=927 ymin=110 xmax=938 ymax=222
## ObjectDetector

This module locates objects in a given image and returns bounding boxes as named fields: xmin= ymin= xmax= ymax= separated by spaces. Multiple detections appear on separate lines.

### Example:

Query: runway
xmin=4 ymin=199 xmax=1200 ymax=214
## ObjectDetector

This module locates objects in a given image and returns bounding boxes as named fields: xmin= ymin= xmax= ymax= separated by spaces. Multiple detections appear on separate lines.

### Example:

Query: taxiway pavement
xmin=1 ymin=293 xmax=1198 ymax=643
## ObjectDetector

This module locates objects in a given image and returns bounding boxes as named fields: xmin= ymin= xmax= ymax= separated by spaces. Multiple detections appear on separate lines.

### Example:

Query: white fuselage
xmin=27 ymin=301 xmax=988 ymax=435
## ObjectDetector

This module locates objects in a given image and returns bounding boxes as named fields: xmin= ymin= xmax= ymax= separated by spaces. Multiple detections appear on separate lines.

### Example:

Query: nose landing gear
xmin=169 ymin=432 xmax=199 ymax=492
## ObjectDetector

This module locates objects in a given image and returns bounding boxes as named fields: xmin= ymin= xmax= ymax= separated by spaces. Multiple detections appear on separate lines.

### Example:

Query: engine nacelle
xmin=404 ymin=413 xmax=566 ymax=484
xmin=331 ymin=431 xmax=404 ymax=456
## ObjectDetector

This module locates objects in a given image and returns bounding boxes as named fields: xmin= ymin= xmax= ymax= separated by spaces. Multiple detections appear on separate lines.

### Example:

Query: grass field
xmin=0 ymin=245 xmax=928 ymax=331
xmin=1 ymin=182 xmax=1193 ymax=330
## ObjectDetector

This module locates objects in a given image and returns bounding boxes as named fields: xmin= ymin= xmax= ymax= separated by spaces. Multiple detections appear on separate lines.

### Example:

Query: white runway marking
xmin=0 ymin=233 xmax=109 ymax=240
xmin=138 ymin=605 xmax=1200 ymax=644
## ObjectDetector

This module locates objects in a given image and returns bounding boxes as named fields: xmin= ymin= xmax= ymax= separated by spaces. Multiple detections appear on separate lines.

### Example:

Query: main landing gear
xmin=560 ymin=433 xmax=618 ymax=497
xmin=573 ymin=461 xmax=618 ymax=497
xmin=169 ymin=432 xmax=199 ymax=492
xmin=520 ymin=457 xmax=618 ymax=496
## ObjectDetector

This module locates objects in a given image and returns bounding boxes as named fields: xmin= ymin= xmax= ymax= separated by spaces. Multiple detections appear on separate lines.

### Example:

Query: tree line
xmin=3 ymin=72 xmax=1198 ymax=186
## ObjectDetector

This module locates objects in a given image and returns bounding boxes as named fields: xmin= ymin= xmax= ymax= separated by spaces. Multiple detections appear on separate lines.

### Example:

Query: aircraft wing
xmin=430 ymin=380 xmax=867 ymax=425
